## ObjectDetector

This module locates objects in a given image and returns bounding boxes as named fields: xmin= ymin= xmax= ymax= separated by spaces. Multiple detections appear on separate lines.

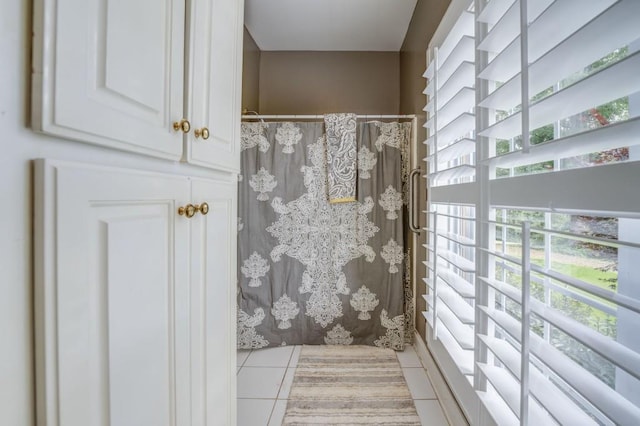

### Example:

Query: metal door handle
xmin=408 ymin=168 xmax=421 ymax=234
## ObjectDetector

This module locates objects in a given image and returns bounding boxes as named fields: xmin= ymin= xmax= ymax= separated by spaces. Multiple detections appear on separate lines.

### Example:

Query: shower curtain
xmin=237 ymin=120 xmax=414 ymax=350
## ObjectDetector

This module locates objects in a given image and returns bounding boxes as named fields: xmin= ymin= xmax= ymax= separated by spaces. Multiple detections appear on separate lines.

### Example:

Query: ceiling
xmin=244 ymin=0 xmax=418 ymax=52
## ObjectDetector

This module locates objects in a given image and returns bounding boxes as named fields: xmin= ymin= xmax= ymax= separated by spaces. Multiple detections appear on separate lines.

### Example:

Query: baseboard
xmin=413 ymin=331 xmax=469 ymax=426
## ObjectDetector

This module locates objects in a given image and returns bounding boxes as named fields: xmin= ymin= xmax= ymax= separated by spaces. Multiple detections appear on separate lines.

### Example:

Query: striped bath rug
xmin=283 ymin=345 xmax=421 ymax=425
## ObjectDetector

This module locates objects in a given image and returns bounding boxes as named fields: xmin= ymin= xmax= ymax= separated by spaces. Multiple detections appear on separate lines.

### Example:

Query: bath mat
xmin=283 ymin=345 xmax=421 ymax=425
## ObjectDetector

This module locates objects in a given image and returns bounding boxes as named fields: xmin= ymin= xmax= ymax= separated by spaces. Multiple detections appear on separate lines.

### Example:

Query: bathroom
xmin=3 ymin=0 xmax=640 ymax=425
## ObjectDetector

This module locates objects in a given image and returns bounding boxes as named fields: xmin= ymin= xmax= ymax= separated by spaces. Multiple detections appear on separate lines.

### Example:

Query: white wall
xmin=0 ymin=1 xmax=230 ymax=423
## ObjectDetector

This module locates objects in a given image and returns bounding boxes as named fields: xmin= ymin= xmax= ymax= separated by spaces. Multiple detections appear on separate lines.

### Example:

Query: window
xmin=424 ymin=1 xmax=640 ymax=424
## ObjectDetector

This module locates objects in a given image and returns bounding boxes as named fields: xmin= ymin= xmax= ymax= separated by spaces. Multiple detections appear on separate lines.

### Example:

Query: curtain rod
xmin=241 ymin=114 xmax=416 ymax=120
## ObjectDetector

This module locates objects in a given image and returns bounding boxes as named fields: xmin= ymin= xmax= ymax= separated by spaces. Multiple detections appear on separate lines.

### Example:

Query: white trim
xmin=241 ymin=114 xmax=416 ymax=120
xmin=430 ymin=182 xmax=480 ymax=206
xmin=489 ymin=161 xmax=640 ymax=216
xmin=413 ymin=331 xmax=470 ymax=426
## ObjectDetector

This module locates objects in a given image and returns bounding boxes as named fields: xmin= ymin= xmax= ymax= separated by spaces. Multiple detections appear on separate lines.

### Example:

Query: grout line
xmin=265 ymin=397 xmax=278 ymax=425
xmin=239 ymin=366 xmax=290 ymax=369
xmin=266 ymin=408 xmax=275 ymax=425
xmin=262 ymin=352 xmax=289 ymax=424
xmin=237 ymin=349 xmax=252 ymax=368
xmin=237 ymin=397 xmax=279 ymax=400
xmin=285 ymin=346 xmax=296 ymax=368
xmin=276 ymin=369 xmax=287 ymax=400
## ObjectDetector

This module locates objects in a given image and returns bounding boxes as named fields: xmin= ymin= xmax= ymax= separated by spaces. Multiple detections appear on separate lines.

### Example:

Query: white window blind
xmin=423 ymin=1 xmax=640 ymax=424
xmin=423 ymin=3 xmax=478 ymax=396
xmin=424 ymin=7 xmax=476 ymax=188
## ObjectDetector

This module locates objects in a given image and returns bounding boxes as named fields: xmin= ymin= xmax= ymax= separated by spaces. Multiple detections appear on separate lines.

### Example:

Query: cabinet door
xmin=189 ymin=178 xmax=237 ymax=426
xmin=32 ymin=0 xmax=186 ymax=160
xmin=34 ymin=160 xmax=191 ymax=426
xmin=185 ymin=0 xmax=244 ymax=172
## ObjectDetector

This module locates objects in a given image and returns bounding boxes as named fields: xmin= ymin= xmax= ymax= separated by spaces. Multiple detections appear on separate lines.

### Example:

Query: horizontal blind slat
xmin=437 ymin=303 xmax=475 ymax=350
xmin=429 ymin=165 xmax=476 ymax=185
xmin=477 ymin=364 xmax=522 ymax=417
xmin=422 ymin=310 xmax=434 ymax=328
xmin=436 ymin=320 xmax=475 ymax=375
xmin=530 ymin=262 xmax=640 ymax=315
xmin=482 ymin=272 xmax=617 ymax=318
xmin=423 ymin=59 xmax=436 ymax=79
xmin=423 ymin=293 xmax=434 ymax=308
xmin=439 ymin=61 xmax=475 ymax=105
xmin=422 ymin=277 xmax=434 ymax=291
xmin=431 ymin=112 xmax=475 ymax=147
xmin=478 ymin=36 xmax=519 ymax=83
xmin=437 ymin=87 xmax=475 ymax=130
xmin=438 ymin=36 xmax=475 ymax=85
xmin=430 ymin=138 xmax=475 ymax=163
xmin=424 ymin=81 xmax=434 ymax=97
xmin=438 ymin=286 xmax=475 ymax=324
xmin=487 ymin=116 xmax=640 ymax=169
xmin=477 ymin=391 xmax=519 ymax=426
xmin=438 ymin=268 xmax=475 ymax=298
xmin=437 ymin=249 xmax=476 ymax=273
xmin=479 ymin=305 xmax=522 ymax=342
xmin=423 ymin=98 xmax=435 ymax=116
xmin=477 ymin=0 xmax=514 ymax=25
xmin=479 ymin=276 xmax=521 ymax=302
xmin=437 ymin=230 xmax=475 ymax=247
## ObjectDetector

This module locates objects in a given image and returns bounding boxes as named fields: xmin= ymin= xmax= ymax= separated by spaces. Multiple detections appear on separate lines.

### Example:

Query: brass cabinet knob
xmin=173 ymin=119 xmax=191 ymax=133
xmin=178 ymin=203 xmax=196 ymax=218
xmin=194 ymin=127 xmax=210 ymax=140
xmin=198 ymin=202 xmax=209 ymax=215
xmin=177 ymin=202 xmax=209 ymax=218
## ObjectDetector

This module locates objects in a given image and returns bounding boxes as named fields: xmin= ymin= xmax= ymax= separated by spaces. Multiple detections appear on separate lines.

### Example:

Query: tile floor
xmin=237 ymin=345 xmax=450 ymax=426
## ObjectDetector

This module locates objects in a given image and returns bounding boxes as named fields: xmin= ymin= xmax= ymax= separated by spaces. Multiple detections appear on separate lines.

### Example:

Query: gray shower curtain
xmin=237 ymin=120 xmax=414 ymax=350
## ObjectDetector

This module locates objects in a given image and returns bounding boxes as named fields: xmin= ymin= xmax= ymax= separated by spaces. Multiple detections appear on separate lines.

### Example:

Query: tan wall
xmin=258 ymin=51 xmax=400 ymax=115
xmin=400 ymin=0 xmax=451 ymax=339
xmin=242 ymin=27 xmax=261 ymax=112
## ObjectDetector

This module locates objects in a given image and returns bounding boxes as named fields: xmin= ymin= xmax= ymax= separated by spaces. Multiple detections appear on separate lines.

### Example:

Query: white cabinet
xmin=31 ymin=0 xmax=243 ymax=172
xmin=185 ymin=0 xmax=243 ymax=171
xmin=188 ymin=178 xmax=237 ymax=425
xmin=34 ymin=159 xmax=237 ymax=426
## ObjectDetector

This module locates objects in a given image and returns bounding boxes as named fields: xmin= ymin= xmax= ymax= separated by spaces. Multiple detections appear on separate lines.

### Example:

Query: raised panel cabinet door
xmin=32 ymin=0 xmax=185 ymax=160
xmin=188 ymin=178 xmax=237 ymax=426
xmin=185 ymin=0 xmax=244 ymax=172
xmin=34 ymin=160 xmax=191 ymax=426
